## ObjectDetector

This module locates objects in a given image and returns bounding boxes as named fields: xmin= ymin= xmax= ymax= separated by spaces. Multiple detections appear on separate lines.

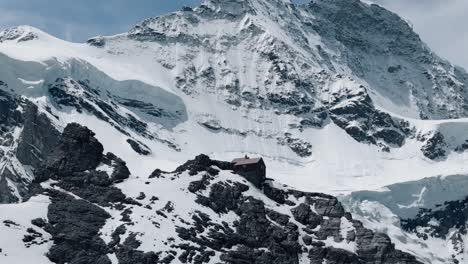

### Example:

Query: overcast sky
xmin=0 ymin=0 xmax=466 ymax=69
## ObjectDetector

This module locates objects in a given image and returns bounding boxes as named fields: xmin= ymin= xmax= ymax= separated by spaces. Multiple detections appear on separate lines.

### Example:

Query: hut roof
xmin=232 ymin=157 xmax=263 ymax=166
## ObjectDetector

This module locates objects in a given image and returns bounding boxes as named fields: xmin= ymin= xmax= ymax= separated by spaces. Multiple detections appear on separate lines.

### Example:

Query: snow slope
xmin=0 ymin=195 xmax=52 ymax=264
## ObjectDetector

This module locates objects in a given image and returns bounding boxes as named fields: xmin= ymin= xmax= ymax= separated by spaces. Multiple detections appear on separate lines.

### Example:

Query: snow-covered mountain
xmin=0 ymin=0 xmax=468 ymax=263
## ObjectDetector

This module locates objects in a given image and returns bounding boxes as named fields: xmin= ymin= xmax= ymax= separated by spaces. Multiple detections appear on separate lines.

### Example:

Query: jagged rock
xmin=0 ymin=26 xmax=38 ymax=43
xmin=195 ymin=181 xmax=249 ymax=214
xmin=221 ymin=198 xmax=302 ymax=264
xmin=102 ymin=152 xmax=131 ymax=182
xmin=31 ymin=218 xmax=47 ymax=228
xmin=313 ymin=197 xmax=345 ymax=218
xmin=45 ymin=190 xmax=111 ymax=264
xmin=114 ymin=233 xmax=160 ymax=264
xmin=0 ymin=90 xmax=21 ymax=127
xmin=15 ymin=126 xmax=426 ymax=264
xmin=87 ymin=36 xmax=106 ymax=47
xmin=126 ymin=138 xmax=151 ymax=156
xmin=329 ymin=89 xmax=408 ymax=149
xmin=291 ymin=203 xmax=321 ymax=229
xmin=42 ymin=123 xmax=103 ymax=174
xmin=263 ymin=183 xmax=288 ymax=204
xmin=420 ymin=132 xmax=447 ymax=160
xmin=402 ymin=196 xmax=468 ymax=240
xmin=266 ymin=209 xmax=290 ymax=226
xmin=353 ymin=221 xmax=420 ymax=263
xmin=32 ymin=123 xmax=133 ymax=207
xmin=277 ymin=133 xmax=313 ymax=157
xmin=188 ymin=175 xmax=212 ymax=193
xmin=173 ymin=154 xmax=232 ymax=176
xmin=309 ymin=247 xmax=360 ymax=264
xmin=16 ymin=102 xmax=60 ymax=167
xmin=0 ymin=172 xmax=20 ymax=203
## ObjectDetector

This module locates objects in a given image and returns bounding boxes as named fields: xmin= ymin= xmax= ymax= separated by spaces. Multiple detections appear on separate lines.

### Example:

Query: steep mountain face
xmin=0 ymin=90 xmax=60 ymax=203
xmin=0 ymin=0 xmax=468 ymax=263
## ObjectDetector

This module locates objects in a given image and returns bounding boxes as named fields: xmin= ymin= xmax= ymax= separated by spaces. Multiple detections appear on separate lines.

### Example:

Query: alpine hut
xmin=231 ymin=155 xmax=266 ymax=188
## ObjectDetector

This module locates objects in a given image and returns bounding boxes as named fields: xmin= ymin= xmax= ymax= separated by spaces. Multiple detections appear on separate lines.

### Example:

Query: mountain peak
xmin=0 ymin=25 xmax=62 ymax=44
xmin=0 ymin=25 xmax=42 ymax=43
xmin=199 ymin=0 xmax=257 ymax=17
xmin=198 ymin=0 xmax=295 ymax=18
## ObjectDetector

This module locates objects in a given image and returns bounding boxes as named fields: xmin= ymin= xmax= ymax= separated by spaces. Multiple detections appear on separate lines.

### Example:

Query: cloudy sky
xmin=0 ymin=0 xmax=466 ymax=69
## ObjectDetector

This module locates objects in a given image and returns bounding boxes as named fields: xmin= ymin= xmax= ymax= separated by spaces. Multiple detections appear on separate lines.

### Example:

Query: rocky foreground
xmin=1 ymin=123 xmax=421 ymax=264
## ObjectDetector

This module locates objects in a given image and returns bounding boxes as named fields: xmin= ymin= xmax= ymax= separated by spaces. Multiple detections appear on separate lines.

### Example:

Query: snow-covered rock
xmin=0 ymin=124 xmax=422 ymax=263
xmin=0 ymin=0 xmax=468 ymax=262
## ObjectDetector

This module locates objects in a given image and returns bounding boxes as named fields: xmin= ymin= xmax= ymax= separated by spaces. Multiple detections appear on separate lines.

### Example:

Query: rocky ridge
xmin=0 ymin=123 xmax=423 ymax=263
xmin=0 ymin=89 xmax=60 ymax=203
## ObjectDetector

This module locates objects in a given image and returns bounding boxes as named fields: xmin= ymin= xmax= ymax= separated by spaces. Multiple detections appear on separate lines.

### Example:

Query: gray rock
xmin=16 ymin=102 xmax=60 ymax=167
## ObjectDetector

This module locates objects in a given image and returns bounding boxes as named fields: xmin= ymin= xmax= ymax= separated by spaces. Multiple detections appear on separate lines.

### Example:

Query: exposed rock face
xmin=126 ymin=139 xmax=151 ymax=156
xmin=0 ymin=89 xmax=21 ymax=127
xmin=309 ymin=0 xmax=468 ymax=120
xmin=0 ymin=0 xmax=467 ymax=182
xmin=0 ymin=90 xmax=22 ymax=203
xmin=0 ymin=90 xmax=60 ymax=203
xmin=153 ymin=155 xmax=420 ymax=263
xmin=172 ymin=154 xmax=233 ymax=176
xmin=14 ymin=124 xmax=421 ymax=264
xmin=0 ymin=26 xmax=38 ymax=43
xmin=401 ymin=196 xmax=468 ymax=263
xmin=16 ymin=103 xmax=60 ymax=168
xmin=402 ymin=196 xmax=468 ymax=240
xmin=420 ymin=132 xmax=447 ymax=160
xmin=42 ymin=123 xmax=104 ymax=174
xmin=180 ymin=160 xmax=420 ymax=264
xmin=45 ymin=191 xmax=112 ymax=264
xmin=87 ymin=36 xmax=106 ymax=47
xmin=30 ymin=123 xmax=133 ymax=264
xmin=0 ymin=171 xmax=19 ymax=204
xmin=46 ymin=76 xmax=184 ymax=152
xmin=277 ymin=133 xmax=313 ymax=157
xmin=328 ymin=86 xmax=410 ymax=150
xmin=115 ymin=0 xmax=468 ymax=157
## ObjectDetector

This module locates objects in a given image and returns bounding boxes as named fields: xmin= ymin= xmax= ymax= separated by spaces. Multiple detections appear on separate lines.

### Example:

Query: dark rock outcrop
xmin=126 ymin=138 xmax=151 ymax=156
xmin=402 ymin=195 xmax=468 ymax=240
xmin=173 ymin=154 xmax=232 ymax=176
xmin=420 ymin=132 xmax=447 ymax=160
xmin=45 ymin=190 xmax=111 ymax=264
xmin=20 ymin=126 xmax=422 ymax=264
xmin=170 ymin=155 xmax=421 ymax=264
xmin=29 ymin=123 xmax=135 ymax=263
xmin=1 ymin=92 xmax=60 ymax=203
xmin=16 ymin=102 xmax=60 ymax=167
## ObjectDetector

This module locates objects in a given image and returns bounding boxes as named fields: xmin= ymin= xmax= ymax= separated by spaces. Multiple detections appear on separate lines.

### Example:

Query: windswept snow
xmin=0 ymin=195 xmax=52 ymax=264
